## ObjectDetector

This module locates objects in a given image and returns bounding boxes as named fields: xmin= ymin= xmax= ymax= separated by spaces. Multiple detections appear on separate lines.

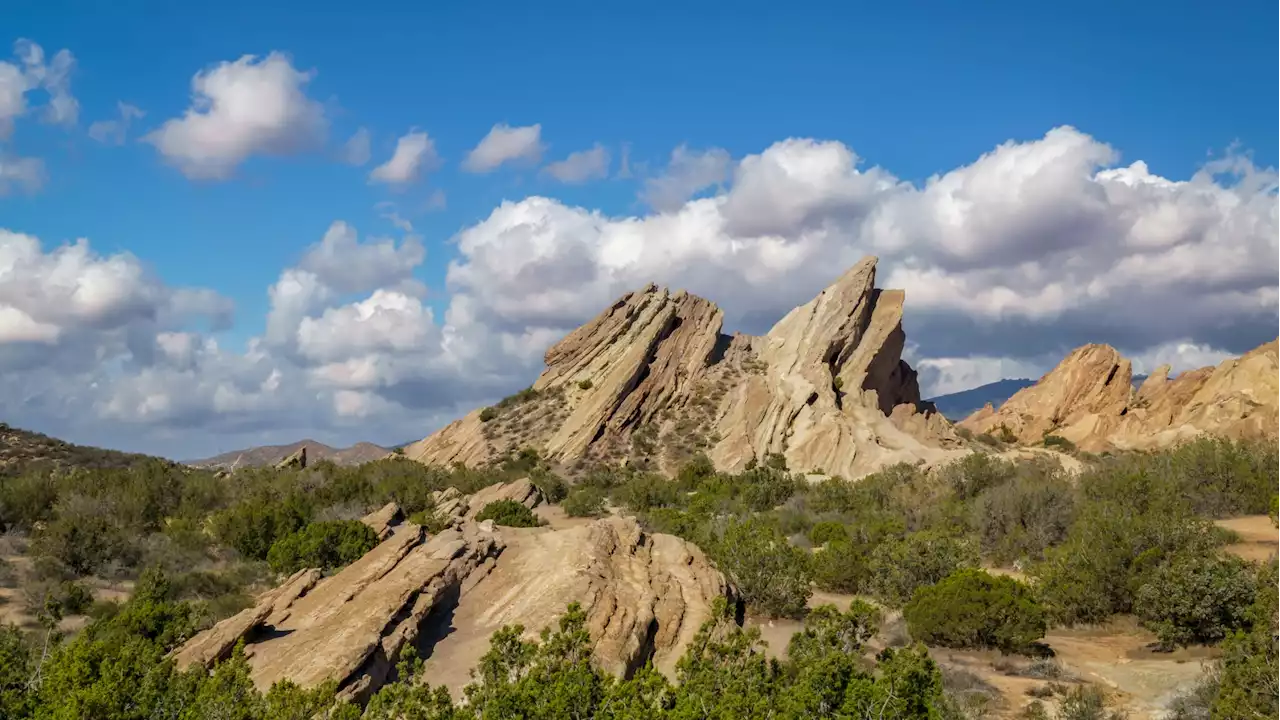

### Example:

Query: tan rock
xmin=430 ymin=479 xmax=544 ymax=526
xmin=360 ymin=502 xmax=403 ymax=540
xmin=419 ymin=516 xmax=731 ymax=694
xmin=959 ymin=339 xmax=1279 ymax=451
xmin=405 ymin=256 xmax=961 ymax=479
xmin=274 ymin=446 xmax=306 ymax=470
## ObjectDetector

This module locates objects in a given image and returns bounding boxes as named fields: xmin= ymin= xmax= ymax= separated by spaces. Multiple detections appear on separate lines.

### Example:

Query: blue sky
xmin=1 ymin=0 xmax=1277 ymax=456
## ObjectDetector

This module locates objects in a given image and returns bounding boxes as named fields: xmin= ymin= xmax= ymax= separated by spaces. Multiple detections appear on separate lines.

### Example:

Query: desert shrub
xmin=975 ymin=468 xmax=1075 ymax=563
xmin=1032 ymin=506 xmax=1223 ymax=625
xmin=614 ymin=472 xmax=679 ymax=511
xmin=407 ymin=507 xmax=451 ymax=533
xmin=1042 ymin=435 xmax=1075 ymax=451
xmin=0 ymin=471 xmax=59 ymax=531
xmin=29 ymin=496 xmax=137 ymax=577
xmin=903 ymin=568 xmax=1046 ymax=653
xmin=713 ymin=516 xmax=811 ymax=618
xmin=785 ymin=601 xmax=880 ymax=666
xmin=995 ymin=425 xmax=1017 ymax=444
xmin=576 ymin=379 xmax=593 ymax=390
xmin=562 ymin=487 xmax=606 ymax=517
xmin=474 ymin=499 xmax=542 ymax=528
xmin=1212 ymin=560 xmax=1278 ymax=719
xmin=529 ymin=471 xmax=567 ymax=504
xmin=266 ymin=520 xmax=380 ymax=574
xmin=209 ymin=495 xmax=311 ymax=561
xmin=941 ymin=453 xmax=1016 ymax=500
xmin=808 ymin=521 xmax=848 ymax=546
xmin=1160 ymin=437 xmax=1278 ymax=517
xmin=868 ymin=530 xmax=979 ymax=607
xmin=1055 ymin=685 xmax=1127 ymax=720
xmin=1134 ymin=551 xmax=1255 ymax=648
xmin=811 ymin=539 xmax=870 ymax=594
xmin=479 ymin=407 xmax=498 ymax=422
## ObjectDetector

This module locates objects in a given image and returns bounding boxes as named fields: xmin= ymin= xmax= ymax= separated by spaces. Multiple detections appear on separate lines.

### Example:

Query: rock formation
xmin=360 ymin=502 xmax=403 ymax=540
xmin=959 ymin=339 xmax=1279 ymax=451
xmin=174 ymin=486 xmax=731 ymax=701
xmin=274 ymin=446 xmax=306 ymax=470
xmin=403 ymin=257 xmax=962 ymax=479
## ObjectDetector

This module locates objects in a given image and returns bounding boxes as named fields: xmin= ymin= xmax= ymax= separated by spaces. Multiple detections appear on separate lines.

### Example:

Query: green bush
xmin=479 ymin=407 xmax=498 ymax=422
xmin=975 ymin=468 xmax=1074 ymax=563
xmin=811 ymin=539 xmax=870 ymax=594
xmin=407 ymin=508 xmax=450 ymax=533
xmin=266 ymin=520 xmax=380 ymax=575
xmin=1213 ymin=560 xmax=1278 ymax=719
xmin=577 ymin=379 xmax=593 ymax=390
xmin=808 ymin=521 xmax=848 ymax=546
xmin=562 ymin=487 xmax=606 ymax=517
xmin=474 ymin=499 xmax=543 ymax=528
xmin=868 ymin=530 xmax=978 ymax=607
xmin=1042 ymin=434 xmax=1075 ymax=451
xmin=529 ymin=471 xmax=567 ymax=504
xmin=903 ymin=568 xmax=1046 ymax=653
xmin=210 ymin=496 xmax=311 ymax=561
xmin=713 ymin=516 xmax=811 ymax=618
xmin=1135 ymin=551 xmax=1256 ymax=648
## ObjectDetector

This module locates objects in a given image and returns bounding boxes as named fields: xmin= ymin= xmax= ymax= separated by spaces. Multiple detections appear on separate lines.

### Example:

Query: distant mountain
xmin=927 ymin=379 xmax=1038 ymax=421
xmin=0 ymin=422 xmax=162 ymax=477
xmin=929 ymin=374 xmax=1149 ymax=421
xmin=189 ymin=439 xmax=391 ymax=470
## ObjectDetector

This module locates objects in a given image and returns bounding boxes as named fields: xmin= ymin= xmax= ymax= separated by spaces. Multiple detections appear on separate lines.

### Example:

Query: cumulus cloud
xmin=0 ymin=39 xmax=78 ymax=138
xmin=641 ymin=144 xmax=731 ymax=211
xmin=369 ymin=130 xmax=439 ymax=186
xmin=0 ymin=154 xmax=45 ymax=194
xmin=463 ymin=123 xmax=543 ymax=173
xmin=2 ymin=126 xmax=1276 ymax=457
xmin=340 ymin=127 xmax=371 ymax=165
xmin=88 ymin=101 xmax=145 ymax=145
xmin=543 ymin=143 xmax=609 ymax=183
xmin=144 ymin=52 xmax=327 ymax=179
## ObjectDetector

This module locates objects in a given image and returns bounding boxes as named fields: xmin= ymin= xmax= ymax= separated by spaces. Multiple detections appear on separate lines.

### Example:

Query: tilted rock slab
xmin=404 ymin=256 xmax=962 ymax=479
xmin=960 ymin=339 xmax=1279 ymax=451
xmin=175 ymin=497 xmax=731 ymax=702
xmin=174 ymin=522 xmax=503 ymax=702
xmin=419 ymin=515 xmax=731 ymax=694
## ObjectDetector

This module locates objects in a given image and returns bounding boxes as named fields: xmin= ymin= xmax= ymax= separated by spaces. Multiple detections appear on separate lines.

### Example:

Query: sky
xmin=1 ymin=0 xmax=1277 ymax=459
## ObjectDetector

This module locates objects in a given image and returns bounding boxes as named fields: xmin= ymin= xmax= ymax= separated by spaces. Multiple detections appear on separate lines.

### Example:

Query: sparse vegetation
xmin=474 ymin=499 xmax=543 ymax=527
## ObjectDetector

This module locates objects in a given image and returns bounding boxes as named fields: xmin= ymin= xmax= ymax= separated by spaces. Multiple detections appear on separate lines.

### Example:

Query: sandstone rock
xmin=419 ymin=515 xmax=731 ymax=694
xmin=174 ymin=523 xmax=502 ymax=701
xmin=430 ymin=479 xmax=544 ymax=526
xmin=361 ymin=501 xmax=403 ymax=540
xmin=274 ymin=446 xmax=306 ymax=470
xmin=959 ymin=339 xmax=1279 ymax=451
xmin=406 ymin=256 xmax=961 ymax=479
xmin=174 ymin=513 xmax=732 ymax=704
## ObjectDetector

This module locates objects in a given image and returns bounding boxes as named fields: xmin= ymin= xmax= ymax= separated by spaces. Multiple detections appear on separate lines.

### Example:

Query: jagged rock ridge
xmin=174 ymin=481 xmax=731 ymax=701
xmin=959 ymin=340 xmax=1279 ymax=451
xmin=404 ymin=257 xmax=962 ymax=479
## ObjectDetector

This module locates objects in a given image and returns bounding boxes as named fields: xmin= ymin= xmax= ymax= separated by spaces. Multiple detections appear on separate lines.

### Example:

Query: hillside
xmin=0 ymin=422 xmax=158 ymax=477
xmin=189 ymin=439 xmax=391 ymax=469
xmin=404 ymin=256 xmax=965 ymax=479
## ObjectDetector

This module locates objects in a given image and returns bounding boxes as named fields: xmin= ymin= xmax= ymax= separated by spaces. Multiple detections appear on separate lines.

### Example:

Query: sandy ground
xmin=1215 ymin=514 xmax=1278 ymax=562
xmin=745 ymin=592 xmax=1213 ymax=719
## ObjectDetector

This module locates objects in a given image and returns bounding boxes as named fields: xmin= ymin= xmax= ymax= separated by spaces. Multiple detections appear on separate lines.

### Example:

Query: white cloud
xmin=1130 ymin=340 xmax=1236 ymax=377
xmin=641 ymin=144 xmax=731 ymax=211
xmin=340 ymin=127 xmax=371 ymax=165
xmin=463 ymin=123 xmax=543 ymax=173
xmin=0 ymin=154 xmax=45 ymax=194
xmin=1 ymin=126 xmax=1276 ymax=457
xmin=88 ymin=101 xmax=145 ymax=145
xmin=143 ymin=52 xmax=327 ymax=180
xmin=369 ymin=130 xmax=439 ymax=186
xmin=0 ymin=39 xmax=79 ymax=138
xmin=543 ymin=143 xmax=610 ymax=183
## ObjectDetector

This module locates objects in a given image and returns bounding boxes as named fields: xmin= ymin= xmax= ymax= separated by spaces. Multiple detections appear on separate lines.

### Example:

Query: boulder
xmin=360 ymin=501 xmax=403 ymax=540
xmin=274 ymin=446 xmax=306 ymax=470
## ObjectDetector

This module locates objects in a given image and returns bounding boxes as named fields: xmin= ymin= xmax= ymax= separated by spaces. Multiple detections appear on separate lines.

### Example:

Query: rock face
xmin=404 ymin=257 xmax=962 ymax=479
xmin=274 ymin=446 xmax=306 ymax=470
xmin=959 ymin=340 xmax=1279 ymax=451
xmin=174 ymin=493 xmax=731 ymax=701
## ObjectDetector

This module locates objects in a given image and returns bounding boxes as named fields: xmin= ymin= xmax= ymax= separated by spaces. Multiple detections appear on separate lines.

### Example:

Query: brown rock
xmin=959 ymin=339 xmax=1279 ymax=451
xmin=405 ymin=256 xmax=961 ymax=479
xmin=361 ymin=501 xmax=403 ymax=540
xmin=274 ymin=446 xmax=306 ymax=470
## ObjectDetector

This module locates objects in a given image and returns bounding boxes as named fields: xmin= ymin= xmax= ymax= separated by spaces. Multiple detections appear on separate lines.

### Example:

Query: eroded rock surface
xmin=174 ymin=490 xmax=730 ymax=702
xmin=959 ymin=340 xmax=1279 ymax=451
xmin=405 ymin=256 xmax=962 ymax=479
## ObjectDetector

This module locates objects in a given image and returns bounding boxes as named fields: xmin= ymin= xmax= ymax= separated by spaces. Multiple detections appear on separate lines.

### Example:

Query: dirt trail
xmin=1216 ymin=514 xmax=1277 ymax=562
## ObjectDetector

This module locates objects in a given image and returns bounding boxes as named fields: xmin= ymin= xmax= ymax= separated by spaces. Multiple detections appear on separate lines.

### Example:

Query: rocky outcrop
xmin=274 ymin=446 xmax=306 ymax=470
xmin=959 ymin=340 xmax=1279 ymax=451
xmin=361 ymin=502 xmax=403 ymax=540
xmin=175 ymin=521 xmax=502 ymax=701
xmin=430 ymin=479 xmax=544 ymax=527
xmin=405 ymin=257 xmax=962 ymax=479
xmin=173 ymin=489 xmax=732 ymax=702
xmin=418 ymin=515 xmax=731 ymax=693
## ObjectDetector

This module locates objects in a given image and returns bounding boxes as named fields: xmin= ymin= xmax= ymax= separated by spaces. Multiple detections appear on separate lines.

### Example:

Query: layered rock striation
xmin=403 ymin=256 xmax=962 ymax=479
xmin=174 ymin=482 xmax=732 ymax=700
xmin=960 ymin=340 xmax=1279 ymax=451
